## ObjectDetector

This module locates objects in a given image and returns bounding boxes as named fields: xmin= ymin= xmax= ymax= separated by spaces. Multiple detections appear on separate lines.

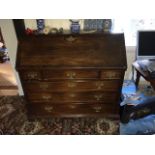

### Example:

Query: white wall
xmin=125 ymin=46 xmax=136 ymax=79
xmin=0 ymin=19 xmax=24 ymax=95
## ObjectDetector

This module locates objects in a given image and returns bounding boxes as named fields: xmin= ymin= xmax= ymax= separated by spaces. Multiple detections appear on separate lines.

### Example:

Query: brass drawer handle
xmin=68 ymin=82 xmax=77 ymax=88
xmin=66 ymin=72 xmax=76 ymax=79
xmin=95 ymin=82 xmax=105 ymax=90
xmin=42 ymin=94 xmax=52 ymax=100
xmin=69 ymin=93 xmax=76 ymax=97
xmin=69 ymin=105 xmax=76 ymax=109
xmin=27 ymin=72 xmax=38 ymax=79
xmin=94 ymin=94 xmax=103 ymax=101
xmin=44 ymin=106 xmax=53 ymax=112
xmin=66 ymin=36 xmax=76 ymax=42
xmin=40 ymin=83 xmax=49 ymax=89
xmin=106 ymin=72 xmax=117 ymax=78
xmin=93 ymin=106 xmax=102 ymax=112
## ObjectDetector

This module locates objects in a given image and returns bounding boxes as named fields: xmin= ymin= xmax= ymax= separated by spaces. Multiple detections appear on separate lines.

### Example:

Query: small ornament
xmin=25 ymin=28 xmax=34 ymax=35
xmin=33 ymin=30 xmax=39 ymax=35
xmin=70 ymin=19 xmax=80 ymax=34
xmin=36 ymin=19 xmax=45 ymax=33
xmin=103 ymin=19 xmax=112 ymax=32
xmin=50 ymin=28 xmax=59 ymax=34
xmin=58 ymin=27 xmax=63 ymax=34
xmin=43 ymin=26 xmax=51 ymax=35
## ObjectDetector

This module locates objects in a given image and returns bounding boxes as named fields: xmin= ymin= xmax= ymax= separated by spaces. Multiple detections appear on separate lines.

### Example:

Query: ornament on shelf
xmin=103 ymin=19 xmax=112 ymax=32
xmin=36 ymin=19 xmax=45 ymax=33
xmin=0 ymin=46 xmax=9 ymax=63
xmin=50 ymin=28 xmax=59 ymax=34
xmin=25 ymin=28 xmax=34 ymax=35
xmin=25 ymin=20 xmax=65 ymax=35
xmin=70 ymin=19 xmax=80 ymax=34
xmin=58 ymin=27 xmax=63 ymax=34
xmin=43 ymin=26 xmax=51 ymax=35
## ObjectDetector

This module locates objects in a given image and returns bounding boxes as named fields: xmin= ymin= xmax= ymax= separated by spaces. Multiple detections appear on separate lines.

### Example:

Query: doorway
xmin=0 ymin=27 xmax=18 ymax=96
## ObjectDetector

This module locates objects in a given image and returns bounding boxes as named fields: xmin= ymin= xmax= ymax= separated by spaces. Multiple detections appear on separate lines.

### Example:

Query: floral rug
xmin=0 ymin=96 xmax=119 ymax=135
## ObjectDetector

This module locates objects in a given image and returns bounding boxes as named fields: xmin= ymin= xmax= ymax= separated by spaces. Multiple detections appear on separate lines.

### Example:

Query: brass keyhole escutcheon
xmin=69 ymin=93 xmax=76 ymax=97
xmin=95 ymin=82 xmax=104 ymax=90
xmin=68 ymin=82 xmax=76 ymax=88
xmin=27 ymin=72 xmax=38 ymax=79
xmin=107 ymin=72 xmax=116 ymax=78
xmin=93 ymin=106 xmax=102 ymax=112
xmin=94 ymin=94 xmax=103 ymax=101
xmin=66 ymin=72 xmax=76 ymax=79
xmin=40 ymin=83 xmax=49 ymax=89
xmin=69 ymin=105 xmax=76 ymax=109
xmin=42 ymin=94 xmax=52 ymax=100
xmin=44 ymin=106 xmax=53 ymax=112
xmin=66 ymin=36 xmax=76 ymax=42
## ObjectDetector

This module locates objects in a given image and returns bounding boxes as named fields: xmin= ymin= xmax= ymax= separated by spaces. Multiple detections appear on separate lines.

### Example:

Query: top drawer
xmin=19 ymin=69 xmax=124 ymax=81
xmin=20 ymin=69 xmax=99 ymax=80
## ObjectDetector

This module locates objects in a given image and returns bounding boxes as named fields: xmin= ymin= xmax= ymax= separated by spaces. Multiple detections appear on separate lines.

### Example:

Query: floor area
xmin=0 ymin=62 xmax=18 ymax=96
xmin=0 ymin=96 xmax=119 ymax=135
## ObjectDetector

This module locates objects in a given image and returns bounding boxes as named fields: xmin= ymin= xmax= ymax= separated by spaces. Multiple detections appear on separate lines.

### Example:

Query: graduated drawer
xmin=101 ymin=70 xmax=123 ymax=79
xmin=19 ymin=69 xmax=124 ymax=81
xmin=19 ymin=69 xmax=99 ymax=81
xmin=26 ymin=92 xmax=118 ymax=103
xmin=23 ymin=80 xmax=120 ymax=92
xmin=27 ymin=103 xmax=119 ymax=117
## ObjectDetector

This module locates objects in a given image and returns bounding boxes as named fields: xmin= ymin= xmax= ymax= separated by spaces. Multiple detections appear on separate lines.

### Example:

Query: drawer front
xmin=24 ymin=80 xmax=120 ymax=92
xmin=43 ymin=70 xmax=98 ymax=80
xmin=101 ymin=70 xmax=123 ymax=79
xmin=28 ymin=103 xmax=119 ymax=117
xmin=27 ymin=92 xmax=118 ymax=103
xmin=19 ymin=69 xmax=124 ymax=81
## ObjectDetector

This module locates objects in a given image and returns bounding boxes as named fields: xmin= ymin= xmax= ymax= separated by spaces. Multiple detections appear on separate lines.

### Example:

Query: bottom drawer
xmin=27 ymin=103 xmax=119 ymax=118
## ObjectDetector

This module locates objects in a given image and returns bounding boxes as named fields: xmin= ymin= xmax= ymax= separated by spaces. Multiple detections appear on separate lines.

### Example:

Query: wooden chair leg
xmin=135 ymin=71 xmax=140 ymax=88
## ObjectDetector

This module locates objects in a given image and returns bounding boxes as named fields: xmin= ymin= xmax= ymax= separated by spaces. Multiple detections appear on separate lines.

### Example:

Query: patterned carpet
xmin=0 ymin=96 xmax=119 ymax=135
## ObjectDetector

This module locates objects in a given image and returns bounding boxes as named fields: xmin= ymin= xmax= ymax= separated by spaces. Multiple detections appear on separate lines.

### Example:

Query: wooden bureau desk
xmin=16 ymin=33 xmax=127 ymax=119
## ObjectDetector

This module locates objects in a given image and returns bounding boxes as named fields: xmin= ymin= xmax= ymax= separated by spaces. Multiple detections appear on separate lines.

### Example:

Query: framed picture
xmin=84 ymin=19 xmax=112 ymax=32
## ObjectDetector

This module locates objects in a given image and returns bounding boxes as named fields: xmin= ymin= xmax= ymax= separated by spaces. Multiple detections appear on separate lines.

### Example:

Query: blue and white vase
xmin=70 ymin=19 xmax=80 ymax=34
xmin=36 ymin=19 xmax=45 ymax=33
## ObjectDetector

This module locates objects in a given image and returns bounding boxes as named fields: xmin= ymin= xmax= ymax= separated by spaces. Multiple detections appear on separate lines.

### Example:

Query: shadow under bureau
xmin=16 ymin=33 xmax=127 ymax=119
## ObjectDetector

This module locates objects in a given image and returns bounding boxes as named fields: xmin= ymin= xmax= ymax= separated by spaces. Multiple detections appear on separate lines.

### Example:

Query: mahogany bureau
xmin=16 ymin=33 xmax=127 ymax=119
